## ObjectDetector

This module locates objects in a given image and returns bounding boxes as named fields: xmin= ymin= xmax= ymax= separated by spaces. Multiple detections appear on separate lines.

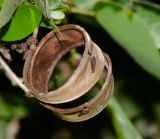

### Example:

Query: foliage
xmin=0 ymin=4 xmax=42 ymax=41
xmin=0 ymin=0 xmax=160 ymax=139
xmin=96 ymin=3 xmax=160 ymax=79
xmin=0 ymin=0 xmax=24 ymax=29
xmin=108 ymin=97 xmax=142 ymax=139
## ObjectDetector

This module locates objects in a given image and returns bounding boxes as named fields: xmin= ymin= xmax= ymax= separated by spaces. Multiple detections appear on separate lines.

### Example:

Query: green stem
xmin=49 ymin=19 xmax=63 ymax=39
xmin=108 ymin=96 xmax=143 ymax=139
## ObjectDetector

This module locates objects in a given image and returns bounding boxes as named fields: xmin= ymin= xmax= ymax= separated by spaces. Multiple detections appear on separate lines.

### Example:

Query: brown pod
xmin=23 ymin=24 xmax=114 ymax=122
xmin=41 ymin=50 xmax=114 ymax=122
xmin=23 ymin=25 xmax=105 ymax=104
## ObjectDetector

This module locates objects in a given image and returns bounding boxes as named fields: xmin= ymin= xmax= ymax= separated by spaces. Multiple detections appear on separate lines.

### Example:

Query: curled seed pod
xmin=23 ymin=25 xmax=105 ymax=104
xmin=41 ymin=49 xmax=114 ymax=122
xmin=23 ymin=24 xmax=114 ymax=122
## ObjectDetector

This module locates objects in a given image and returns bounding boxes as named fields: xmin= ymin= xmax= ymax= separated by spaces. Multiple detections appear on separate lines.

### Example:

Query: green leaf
xmin=0 ymin=4 xmax=42 ymax=41
xmin=117 ymin=95 xmax=142 ymax=119
xmin=108 ymin=97 xmax=143 ymax=139
xmin=35 ymin=0 xmax=67 ymax=19
xmin=0 ymin=0 xmax=24 ymax=29
xmin=0 ymin=0 xmax=4 ymax=7
xmin=136 ymin=6 xmax=160 ymax=49
xmin=74 ymin=0 xmax=95 ymax=11
xmin=96 ymin=4 xmax=160 ymax=79
xmin=34 ymin=0 xmax=50 ymax=18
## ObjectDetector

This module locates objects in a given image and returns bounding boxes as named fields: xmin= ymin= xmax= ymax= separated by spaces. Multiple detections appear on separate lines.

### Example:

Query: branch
xmin=0 ymin=55 xmax=29 ymax=93
xmin=0 ymin=28 xmax=39 ymax=95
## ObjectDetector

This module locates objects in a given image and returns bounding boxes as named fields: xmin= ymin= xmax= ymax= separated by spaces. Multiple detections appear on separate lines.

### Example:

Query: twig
xmin=0 ymin=28 xmax=39 ymax=95
xmin=0 ymin=55 xmax=29 ymax=93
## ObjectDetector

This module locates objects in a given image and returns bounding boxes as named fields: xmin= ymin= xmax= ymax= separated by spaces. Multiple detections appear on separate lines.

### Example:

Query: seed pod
xmin=23 ymin=24 xmax=114 ymax=122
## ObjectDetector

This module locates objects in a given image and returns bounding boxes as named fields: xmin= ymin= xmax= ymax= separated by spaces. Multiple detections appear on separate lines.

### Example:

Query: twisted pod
xmin=23 ymin=24 xmax=114 ymax=122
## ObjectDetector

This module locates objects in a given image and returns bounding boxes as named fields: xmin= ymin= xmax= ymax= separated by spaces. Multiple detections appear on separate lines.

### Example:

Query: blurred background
xmin=0 ymin=0 xmax=160 ymax=139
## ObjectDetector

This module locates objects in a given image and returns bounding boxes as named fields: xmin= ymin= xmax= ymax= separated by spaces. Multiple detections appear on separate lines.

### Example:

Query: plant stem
xmin=0 ymin=28 xmax=39 ymax=95
xmin=0 ymin=56 xmax=29 ymax=93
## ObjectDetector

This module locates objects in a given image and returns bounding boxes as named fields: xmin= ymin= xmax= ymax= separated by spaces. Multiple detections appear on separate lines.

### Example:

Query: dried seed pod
xmin=23 ymin=24 xmax=114 ymax=122
xmin=23 ymin=25 xmax=105 ymax=104
xmin=41 ymin=50 xmax=114 ymax=122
